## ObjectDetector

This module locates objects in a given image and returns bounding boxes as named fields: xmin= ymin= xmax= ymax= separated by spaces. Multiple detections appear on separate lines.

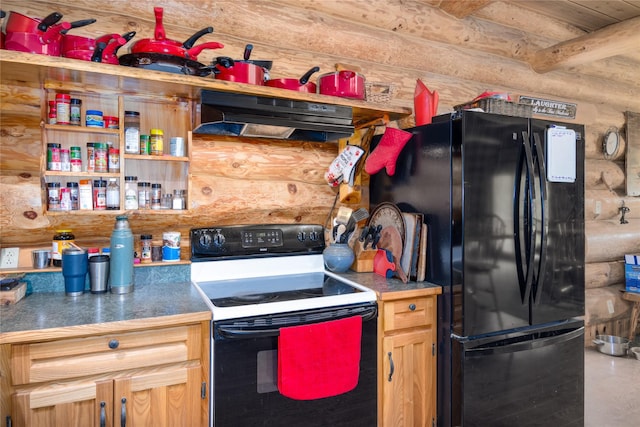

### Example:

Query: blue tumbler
xmin=62 ymin=248 xmax=88 ymax=296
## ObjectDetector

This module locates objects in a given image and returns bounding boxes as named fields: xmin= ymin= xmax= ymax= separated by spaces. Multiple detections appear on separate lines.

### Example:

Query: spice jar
xmin=151 ymin=183 xmax=162 ymax=210
xmin=70 ymin=98 xmax=82 ymax=126
xmin=93 ymin=142 xmax=108 ymax=172
xmin=140 ymin=234 xmax=152 ymax=263
xmin=55 ymin=93 xmax=71 ymax=125
xmin=124 ymin=176 xmax=138 ymax=210
xmin=48 ymin=101 xmax=57 ymax=124
xmin=70 ymin=146 xmax=82 ymax=172
xmin=151 ymin=240 xmax=163 ymax=262
xmin=86 ymin=142 xmax=95 ymax=172
xmin=139 ymin=134 xmax=151 ymax=155
xmin=93 ymin=179 xmax=107 ymax=210
xmin=47 ymin=143 xmax=61 ymax=171
xmin=150 ymin=128 xmax=164 ymax=155
xmin=138 ymin=181 xmax=150 ymax=209
xmin=67 ymin=182 xmax=79 ymax=210
xmin=106 ymin=178 xmax=120 ymax=210
xmin=108 ymin=147 xmax=120 ymax=173
xmin=47 ymin=182 xmax=61 ymax=211
xmin=104 ymin=116 xmax=119 ymax=129
xmin=172 ymin=189 xmax=186 ymax=210
xmin=60 ymin=149 xmax=70 ymax=172
xmin=124 ymin=111 xmax=140 ymax=154
xmin=52 ymin=229 xmax=75 ymax=267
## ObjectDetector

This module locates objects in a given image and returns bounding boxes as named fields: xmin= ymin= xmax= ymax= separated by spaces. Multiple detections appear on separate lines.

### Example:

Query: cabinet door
xmin=12 ymin=379 xmax=113 ymax=427
xmin=381 ymin=329 xmax=435 ymax=427
xmin=113 ymin=363 xmax=202 ymax=427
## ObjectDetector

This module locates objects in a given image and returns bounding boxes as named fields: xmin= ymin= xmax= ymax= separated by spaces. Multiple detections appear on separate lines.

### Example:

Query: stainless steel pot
xmin=592 ymin=334 xmax=630 ymax=356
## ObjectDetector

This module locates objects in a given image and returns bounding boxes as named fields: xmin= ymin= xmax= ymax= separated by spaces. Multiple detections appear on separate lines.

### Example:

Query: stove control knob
xmin=309 ymin=230 xmax=320 ymax=241
xmin=297 ymin=231 xmax=306 ymax=242
xmin=198 ymin=233 xmax=212 ymax=248
xmin=213 ymin=232 xmax=226 ymax=247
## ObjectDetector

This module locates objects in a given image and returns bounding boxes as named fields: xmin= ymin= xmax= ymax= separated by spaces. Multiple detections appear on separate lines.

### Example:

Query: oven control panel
xmin=191 ymin=224 xmax=325 ymax=260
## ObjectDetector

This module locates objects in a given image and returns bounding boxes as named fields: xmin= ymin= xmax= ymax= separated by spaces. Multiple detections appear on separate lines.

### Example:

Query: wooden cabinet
xmin=42 ymin=89 xmax=192 ymax=214
xmin=378 ymin=292 xmax=438 ymax=427
xmin=5 ymin=322 xmax=209 ymax=427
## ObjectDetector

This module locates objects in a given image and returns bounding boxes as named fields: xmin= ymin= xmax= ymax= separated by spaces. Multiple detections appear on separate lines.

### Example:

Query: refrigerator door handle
xmin=521 ymin=131 xmax=536 ymax=304
xmin=532 ymin=132 xmax=549 ymax=304
xmin=465 ymin=326 xmax=584 ymax=356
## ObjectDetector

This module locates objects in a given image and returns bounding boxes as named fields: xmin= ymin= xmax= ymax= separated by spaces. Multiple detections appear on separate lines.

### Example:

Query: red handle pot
xmin=213 ymin=57 xmax=266 ymax=85
xmin=130 ymin=7 xmax=223 ymax=60
xmin=266 ymin=66 xmax=319 ymax=93
xmin=318 ymin=70 xmax=366 ymax=100
xmin=4 ymin=11 xmax=71 ymax=55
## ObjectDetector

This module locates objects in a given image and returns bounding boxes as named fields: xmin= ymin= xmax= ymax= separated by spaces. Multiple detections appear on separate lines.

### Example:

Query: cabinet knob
xmin=108 ymin=339 xmax=119 ymax=349
xmin=409 ymin=303 xmax=416 ymax=311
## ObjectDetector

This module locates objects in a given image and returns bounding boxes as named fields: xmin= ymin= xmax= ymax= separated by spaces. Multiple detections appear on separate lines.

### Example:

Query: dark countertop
xmin=339 ymin=271 xmax=442 ymax=300
xmin=0 ymin=281 xmax=211 ymax=344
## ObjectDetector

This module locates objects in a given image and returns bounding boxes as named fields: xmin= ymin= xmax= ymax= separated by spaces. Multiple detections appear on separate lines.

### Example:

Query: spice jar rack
xmin=41 ymin=88 xmax=191 ymax=215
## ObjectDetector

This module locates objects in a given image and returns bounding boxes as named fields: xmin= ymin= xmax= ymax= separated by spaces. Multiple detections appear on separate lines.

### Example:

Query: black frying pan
xmin=119 ymin=52 xmax=214 ymax=77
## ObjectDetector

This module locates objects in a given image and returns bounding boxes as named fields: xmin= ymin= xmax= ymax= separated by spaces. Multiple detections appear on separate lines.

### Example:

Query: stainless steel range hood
xmin=194 ymin=90 xmax=354 ymax=142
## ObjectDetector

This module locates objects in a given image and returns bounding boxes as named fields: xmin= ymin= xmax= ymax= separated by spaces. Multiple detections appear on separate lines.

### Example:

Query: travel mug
xmin=89 ymin=255 xmax=110 ymax=294
xmin=62 ymin=248 xmax=88 ymax=296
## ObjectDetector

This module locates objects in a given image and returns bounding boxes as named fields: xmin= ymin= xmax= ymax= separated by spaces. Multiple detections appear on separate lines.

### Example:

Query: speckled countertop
xmin=0 ymin=281 xmax=211 ymax=344
xmin=338 ymin=271 xmax=442 ymax=299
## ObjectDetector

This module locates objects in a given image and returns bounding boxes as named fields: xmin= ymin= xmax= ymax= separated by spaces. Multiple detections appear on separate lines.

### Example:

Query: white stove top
xmin=191 ymin=254 xmax=376 ymax=321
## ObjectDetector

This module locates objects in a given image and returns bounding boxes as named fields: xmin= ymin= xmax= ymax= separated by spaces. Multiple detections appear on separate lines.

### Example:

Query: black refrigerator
xmin=370 ymin=111 xmax=585 ymax=427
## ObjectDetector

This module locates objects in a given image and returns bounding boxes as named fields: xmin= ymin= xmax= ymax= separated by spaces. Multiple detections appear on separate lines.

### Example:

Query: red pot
xmin=266 ymin=66 xmax=319 ymax=93
xmin=62 ymin=31 xmax=134 ymax=64
xmin=129 ymin=7 xmax=223 ymax=60
xmin=64 ymin=37 xmax=127 ymax=64
xmin=213 ymin=56 xmax=266 ymax=85
xmin=4 ymin=11 xmax=71 ymax=56
xmin=317 ymin=70 xmax=366 ymax=100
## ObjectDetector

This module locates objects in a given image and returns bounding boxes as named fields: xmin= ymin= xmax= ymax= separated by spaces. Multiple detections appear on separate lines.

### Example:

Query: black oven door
xmin=212 ymin=303 xmax=378 ymax=427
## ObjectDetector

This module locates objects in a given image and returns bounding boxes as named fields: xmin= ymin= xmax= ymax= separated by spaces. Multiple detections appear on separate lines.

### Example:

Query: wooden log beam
xmin=437 ymin=0 xmax=493 ymax=19
xmin=530 ymin=16 xmax=640 ymax=73
xmin=585 ymin=286 xmax=631 ymax=325
xmin=586 ymin=261 xmax=626 ymax=289
xmin=586 ymin=220 xmax=640 ymax=263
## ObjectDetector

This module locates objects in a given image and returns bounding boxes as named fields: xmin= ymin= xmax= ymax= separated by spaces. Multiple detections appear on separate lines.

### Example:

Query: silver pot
xmin=592 ymin=334 xmax=630 ymax=356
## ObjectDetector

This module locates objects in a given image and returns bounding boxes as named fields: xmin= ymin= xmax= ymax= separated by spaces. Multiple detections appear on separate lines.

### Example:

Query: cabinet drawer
xmin=11 ymin=324 xmax=201 ymax=385
xmin=382 ymin=296 xmax=435 ymax=332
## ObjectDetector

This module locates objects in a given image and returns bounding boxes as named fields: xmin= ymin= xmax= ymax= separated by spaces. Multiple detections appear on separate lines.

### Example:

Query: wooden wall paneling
xmin=585 ymin=220 xmax=640 ymax=263
xmin=625 ymin=111 xmax=640 ymax=196
xmin=586 ymin=261 xmax=626 ymax=289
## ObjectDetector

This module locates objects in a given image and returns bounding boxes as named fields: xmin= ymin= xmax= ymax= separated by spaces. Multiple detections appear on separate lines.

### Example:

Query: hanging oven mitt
xmin=364 ymin=127 xmax=412 ymax=176
xmin=325 ymin=144 xmax=365 ymax=187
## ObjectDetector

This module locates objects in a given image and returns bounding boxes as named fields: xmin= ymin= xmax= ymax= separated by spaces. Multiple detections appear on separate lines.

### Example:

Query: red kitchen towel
xmin=277 ymin=315 xmax=362 ymax=400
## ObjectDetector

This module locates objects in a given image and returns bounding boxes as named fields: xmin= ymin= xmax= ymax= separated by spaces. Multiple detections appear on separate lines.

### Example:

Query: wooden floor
xmin=585 ymin=338 xmax=640 ymax=427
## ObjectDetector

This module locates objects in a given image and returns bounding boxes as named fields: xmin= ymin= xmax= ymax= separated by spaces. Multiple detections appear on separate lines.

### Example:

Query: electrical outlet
xmin=0 ymin=247 xmax=20 ymax=269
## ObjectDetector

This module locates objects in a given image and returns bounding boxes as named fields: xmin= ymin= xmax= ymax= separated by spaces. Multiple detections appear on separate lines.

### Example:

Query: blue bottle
xmin=109 ymin=215 xmax=134 ymax=294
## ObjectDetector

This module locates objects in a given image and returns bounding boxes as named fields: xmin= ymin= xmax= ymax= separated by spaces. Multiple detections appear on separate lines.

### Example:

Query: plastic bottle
xmin=106 ymin=178 xmax=120 ymax=210
xmin=124 ymin=111 xmax=140 ymax=154
xmin=124 ymin=176 xmax=138 ymax=210
xmin=109 ymin=215 xmax=134 ymax=294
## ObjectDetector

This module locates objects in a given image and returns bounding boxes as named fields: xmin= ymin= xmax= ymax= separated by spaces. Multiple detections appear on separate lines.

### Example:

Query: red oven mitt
xmin=364 ymin=127 xmax=412 ymax=176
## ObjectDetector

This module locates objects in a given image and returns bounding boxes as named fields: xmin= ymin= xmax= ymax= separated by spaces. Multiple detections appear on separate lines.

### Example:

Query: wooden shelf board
xmin=1 ymin=50 xmax=411 ymax=126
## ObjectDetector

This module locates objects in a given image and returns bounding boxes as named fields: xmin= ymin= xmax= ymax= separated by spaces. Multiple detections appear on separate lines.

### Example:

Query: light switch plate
xmin=0 ymin=248 xmax=20 ymax=269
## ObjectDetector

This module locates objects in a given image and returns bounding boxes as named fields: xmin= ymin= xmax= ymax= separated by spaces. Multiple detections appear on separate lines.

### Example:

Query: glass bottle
xmin=124 ymin=176 xmax=138 ymax=210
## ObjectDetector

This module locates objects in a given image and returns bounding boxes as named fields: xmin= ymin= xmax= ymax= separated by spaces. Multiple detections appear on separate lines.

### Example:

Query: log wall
xmin=1 ymin=0 xmax=639 ymax=338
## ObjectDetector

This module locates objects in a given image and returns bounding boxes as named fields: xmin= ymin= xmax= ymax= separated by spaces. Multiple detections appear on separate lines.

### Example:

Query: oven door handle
xmin=216 ymin=305 xmax=378 ymax=340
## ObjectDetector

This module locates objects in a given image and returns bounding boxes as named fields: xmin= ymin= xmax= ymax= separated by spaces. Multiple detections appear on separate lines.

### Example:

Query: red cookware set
xmin=1 ymin=7 xmax=368 ymax=100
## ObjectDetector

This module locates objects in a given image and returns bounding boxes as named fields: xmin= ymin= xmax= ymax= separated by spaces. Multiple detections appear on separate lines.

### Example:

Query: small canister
xmin=86 ymin=110 xmax=104 ymax=128
xmin=150 ymin=129 xmax=164 ymax=155
xmin=55 ymin=94 xmax=71 ymax=125
xmin=137 ymin=181 xmax=150 ymax=209
xmin=139 ymin=134 xmax=151 ymax=155
xmin=124 ymin=176 xmax=138 ymax=210
xmin=140 ymin=234 xmax=152 ymax=263
xmin=162 ymin=232 xmax=181 ymax=262
xmin=104 ymin=116 xmax=119 ymax=129
xmin=70 ymin=98 xmax=82 ymax=126
xmin=170 ymin=137 xmax=185 ymax=157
